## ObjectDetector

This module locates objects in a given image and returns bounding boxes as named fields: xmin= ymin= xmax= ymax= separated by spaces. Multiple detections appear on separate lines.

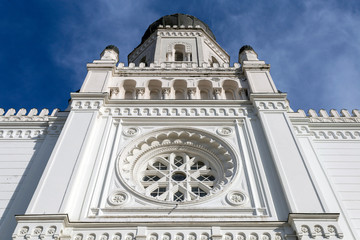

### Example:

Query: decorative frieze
xmin=116 ymin=63 xmax=240 ymax=70
xmin=293 ymin=125 xmax=360 ymax=140
xmin=288 ymin=213 xmax=344 ymax=239
xmin=14 ymin=225 xmax=60 ymax=240
xmin=0 ymin=108 xmax=60 ymax=122
xmin=289 ymin=109 xmax=360 ymax=123
xmin=254 ymin=101 xmax=287 ymax=111
xmin=71 ymin=100 xmax=102 ymax=110
xmin=100 ymin=106 xmax=247 ymax=118
xmin=14 ymin=226 xmax=288 ymax=240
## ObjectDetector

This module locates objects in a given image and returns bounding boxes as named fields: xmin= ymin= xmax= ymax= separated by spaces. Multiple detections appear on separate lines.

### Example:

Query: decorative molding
xmin=0 ymin=129 xmax=45 ymax=139
xmin=288 ymin=213 xmax=343 ymax=239
xmin=0 ymin=108 xmax=61 ymax=122
xmin=100 ymin=107 xmax=247 ymax=118
xmin=167 ymin=42 xmax=192 ymax=53
xmin=13 ymin=215 xmax=290 ymax=240
xmin=14 ymin=225 xmax=59 ymax=240
xmin=293 ymin=125 xmax=360 ymax=140
xmin=13 ymin=225 xmax=288 ymax=240
xmin=71 ymin=100 xmax=103 ymax=110
xmin=254 ymin=101 xmax=287 ymax=111
xmin=116 ymin=63 xmax=240 ymax=71
xmin=203 ymin=38 xmax=228 ymax=62
xmin=289 ymin=109 xmax=360 ymax=123
xmin=128 ymin=34 xmax=156 ymax=62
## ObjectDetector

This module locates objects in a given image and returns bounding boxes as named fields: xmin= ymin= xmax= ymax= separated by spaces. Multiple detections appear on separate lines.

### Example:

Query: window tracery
xmin=117 ymin=129 xmax=236 ymax=204
xmin=140 ymin=152 xmax=216 ymax=202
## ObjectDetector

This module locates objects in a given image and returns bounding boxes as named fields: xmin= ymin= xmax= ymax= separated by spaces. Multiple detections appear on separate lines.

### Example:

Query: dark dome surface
xmin=141 ymin=13 xmax=216 ymax=44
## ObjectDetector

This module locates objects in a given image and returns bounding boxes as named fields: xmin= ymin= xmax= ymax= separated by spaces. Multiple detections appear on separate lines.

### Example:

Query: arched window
xmin=175 ymin=90 xmax=185 ymax=100
xmin=125 ymin=91 xmax=133 ymax=99
xmin=123 ymin=80 xmax=136 ymax=100
xmin=174 ymin=44 xmax=185 ymax=61
xmin=150 ymin=90 xmax=160 ymax=100
xmin=200 ymin=90 xmax=208 ymax=100
xmin=225 ymin=90 xmax=234 ymax=100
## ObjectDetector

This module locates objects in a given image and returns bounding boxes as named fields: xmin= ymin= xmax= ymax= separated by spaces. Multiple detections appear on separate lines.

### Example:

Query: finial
xmin=238 ymin=45 xmax=258 ymax=63
xmin=100 ymin=45 xmax=119 ymax=62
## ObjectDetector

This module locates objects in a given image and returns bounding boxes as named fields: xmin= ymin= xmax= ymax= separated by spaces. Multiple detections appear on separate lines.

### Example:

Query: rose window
xmin=117 ymin=129 xmax=236 ymax=204
xmin=140 ymin=152 xmax=217 ymax=202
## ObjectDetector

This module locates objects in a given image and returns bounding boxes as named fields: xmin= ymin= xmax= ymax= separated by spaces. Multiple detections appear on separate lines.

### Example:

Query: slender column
xmin=162 ymin=88 xmax=171 ymax=100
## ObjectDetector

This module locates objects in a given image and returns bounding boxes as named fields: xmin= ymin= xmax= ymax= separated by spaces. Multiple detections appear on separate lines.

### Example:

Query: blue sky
xmin=0 ymin=0 xmax=359 ymax=113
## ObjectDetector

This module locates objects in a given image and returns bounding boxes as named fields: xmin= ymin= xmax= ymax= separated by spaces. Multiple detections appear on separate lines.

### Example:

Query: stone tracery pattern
xmin=140 ymin=152 xmax=217 ymax=202
xmin=117 ymin=128 xmax=236 ymax=204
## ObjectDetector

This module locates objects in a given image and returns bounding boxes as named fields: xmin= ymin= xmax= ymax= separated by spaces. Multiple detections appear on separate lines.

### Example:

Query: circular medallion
xmin=217 ymin=127 xmax=233 ymax=136
xmin=226 ymin=191 xmax=247 ymax=206
xmin=123 ymin=127 xmax=140 ymax=137
xmin=108 ymin=191 xmax=129 ymax=206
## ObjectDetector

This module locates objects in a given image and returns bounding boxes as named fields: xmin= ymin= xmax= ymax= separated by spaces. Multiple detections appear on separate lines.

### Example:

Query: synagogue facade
xmin=0 ymin=14 xmax=359 ymax=240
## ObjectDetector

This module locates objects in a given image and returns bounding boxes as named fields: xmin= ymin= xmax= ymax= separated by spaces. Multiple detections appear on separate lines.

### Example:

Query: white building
xmin=1 ymin=13 xmax=359 ymax=240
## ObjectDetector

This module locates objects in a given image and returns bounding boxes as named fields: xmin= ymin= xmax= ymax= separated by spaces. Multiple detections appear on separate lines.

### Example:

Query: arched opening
xmin=148 ymin=80 xmax=162 ymax=100
xmin=173 ymin=80 xmax=187 ymax=99
xmin=174 ymin=44 xmax=185 ymax=61
xmin=150 ymin=90 xmax=160 ymax=100
xmin=198 ymin=80 xmax=213 ymax=100
xmin=223 ymin=80 xmax=239 ymax=100
xmin=225 ymin=90 xmax=234 ymax=100
xmin=210 ymin=56 xmax=219 ymax=67
xmin=125 ymin=91 xmax=133 ymax=100
xmin=175 ymin=90 xmax=185 ymax=100
xmin=122 ymin=80 xmax=136 ymax=100
xmin=200 ymin=90 xmax=209 ymax=100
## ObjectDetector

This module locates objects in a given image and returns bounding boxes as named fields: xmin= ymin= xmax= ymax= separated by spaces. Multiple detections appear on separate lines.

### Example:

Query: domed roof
xmin=141 ymin=13 xmax=216 ymax=44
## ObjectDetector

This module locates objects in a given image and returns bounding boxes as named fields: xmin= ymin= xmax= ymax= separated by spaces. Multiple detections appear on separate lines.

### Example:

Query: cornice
xmin=113 ymin=64 xmax=242 ymax=77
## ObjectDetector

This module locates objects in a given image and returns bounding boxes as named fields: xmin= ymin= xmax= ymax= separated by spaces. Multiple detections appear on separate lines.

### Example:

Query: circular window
xmin=117 ymin=128 xmax=236 ymax=204
xmin=139 ymin=152 xmax=217 ymax=202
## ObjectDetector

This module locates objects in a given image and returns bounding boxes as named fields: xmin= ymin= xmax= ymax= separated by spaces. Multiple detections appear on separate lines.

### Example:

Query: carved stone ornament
xmin=175 ymin=235 xmax=184 ymax=240
xmin=113 ymin=234 xmax=121 ymax=240
xmin=33 ymin=227 xmax=43 ymax=235
xmin=108 ymin=191 xmax=129 ymax=206
xmin=217 ymin=127 xmax=233 ymax=136
xmin=149 ymin=235 xmax=158 ymax=240
xmin=163 ymin=234 xmax=171 ymax=240
xmin=249 ymin=234 xmax=258 ymax=240
xmin=75 ymin=235 xmax=83 ymax=240
xmin=101 ymin=234 xmax=109 ymax=240
xmin=327 ymin=225 xmax=335 ymax=233
xmin=19 ymin=227 xmax=29 ymax=235
xmin=47 ymin=227 xmax=56 ymax=235
xmin=87 ymin=234 xmax=96 ymax=240
xmin=226 ymin=191 xmax=247 ymax=206
xmin=200 ymin=235 xmax=208 ymax=240
xmin=122 ymin=127 xmax=140 ymax=137
xmin=117 ymin=128 xmax=237 ymax=205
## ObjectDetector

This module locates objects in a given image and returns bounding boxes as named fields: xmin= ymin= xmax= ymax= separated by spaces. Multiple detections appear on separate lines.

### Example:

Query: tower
xmin=3 ymin=13 xmax=360 ymax=240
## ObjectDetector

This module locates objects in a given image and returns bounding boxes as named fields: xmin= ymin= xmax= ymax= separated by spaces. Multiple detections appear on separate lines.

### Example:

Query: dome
xmin=141 ymin=13 xmax=216 ymax=44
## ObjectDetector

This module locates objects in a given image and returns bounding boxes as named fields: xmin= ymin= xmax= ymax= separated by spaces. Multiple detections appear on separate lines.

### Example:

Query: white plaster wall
xmin=0 ymin=135 xmax=60 ymax=239
xmin=314 ymin=141 xmax=360 ymax=236
xmin=297 ymin=136 xmax=360 ymax=239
